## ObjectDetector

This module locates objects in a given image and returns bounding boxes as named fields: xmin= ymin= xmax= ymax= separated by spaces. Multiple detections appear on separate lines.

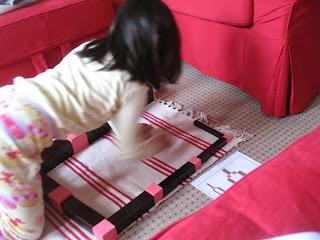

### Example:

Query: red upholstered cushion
xmin=162 ymin=0 xmax=253 ymax=26
xmin=0 ymin=0 xmax=114 ymax=69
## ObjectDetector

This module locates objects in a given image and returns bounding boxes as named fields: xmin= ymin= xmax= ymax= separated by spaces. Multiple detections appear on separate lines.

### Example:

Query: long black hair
xmin=79 ymin=0 xmax=181 ymax=89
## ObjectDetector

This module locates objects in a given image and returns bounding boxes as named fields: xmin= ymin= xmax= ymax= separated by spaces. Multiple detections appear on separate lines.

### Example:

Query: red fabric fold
xmin=60 ymin=43 xmax=72 ymax=58
xmin=31 ymin=53 xmax=48 ymax=74
xmin=287 ymin=0 xmax=320 ymax=114
xmin=162 ymin=0 xmax=253 ymax=26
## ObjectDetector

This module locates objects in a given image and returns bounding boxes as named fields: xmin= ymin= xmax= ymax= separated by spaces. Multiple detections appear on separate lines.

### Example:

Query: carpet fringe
xmin=156 ymin=98 xmax=253 ymax=145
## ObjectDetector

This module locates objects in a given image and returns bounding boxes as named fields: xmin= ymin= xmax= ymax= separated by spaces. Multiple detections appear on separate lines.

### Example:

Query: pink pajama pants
xmin=0 ymin=86 xmax=54 ymax=239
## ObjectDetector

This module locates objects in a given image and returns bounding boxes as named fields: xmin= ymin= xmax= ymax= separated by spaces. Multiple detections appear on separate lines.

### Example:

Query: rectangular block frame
xmin=41 ymin=120 xmax=228 ymax=239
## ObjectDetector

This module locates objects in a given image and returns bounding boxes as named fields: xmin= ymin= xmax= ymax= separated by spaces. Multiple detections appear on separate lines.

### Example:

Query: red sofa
xmin=114 ymin=0 xmax=320 ymax=117
xmin=151 ymin=124 xmax=320 ymax=239
xmin=163 ymin=0 xmax=320 ymax=117
xmin=0 ymin=0 xmax=114 ymax=87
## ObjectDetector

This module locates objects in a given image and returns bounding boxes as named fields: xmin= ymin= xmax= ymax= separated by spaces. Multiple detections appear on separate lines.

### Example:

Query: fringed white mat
xmin=42 ymin=100 xmax=251 ymax=239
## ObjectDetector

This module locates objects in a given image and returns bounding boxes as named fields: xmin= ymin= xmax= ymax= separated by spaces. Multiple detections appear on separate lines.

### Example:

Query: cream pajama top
xmin=13 ymin=43 xmax=162 ymax=160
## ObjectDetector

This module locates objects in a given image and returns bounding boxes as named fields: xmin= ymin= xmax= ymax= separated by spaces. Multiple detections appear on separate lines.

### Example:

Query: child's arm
xmin=108 ymin=85 xmax=168 ymax=160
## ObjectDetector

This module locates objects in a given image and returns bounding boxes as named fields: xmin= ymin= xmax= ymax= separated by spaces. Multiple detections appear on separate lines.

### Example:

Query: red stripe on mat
xmin=143 ymin=112 xmax=226 ymax=155
xmin=102 ymin=135 xmax=118 ymax=146
xmin=46 ymin=207 xmax=81 ymax=240
xmin=142 ymin=160 xmax=171 ymax=176
xmin=64 ymin=160 xmax=124 ymax=208
xmin=104 ymin=122 xmax=224 ymax=158
xmin=147 ymin=158 xmax=174 ymax=175
xmin=220 ymin=149 xmax=227 ymax=154
xmin=102 ymin=129 xmax=223 ymax=185
xmin=103 ymin=135 xmax=173 ymax=177
xmin=151 ymin=156 xmax=189 ymax=185
xmin=46 ymin=205 xmax=91 ymax=240
xmin=150 ymin=157 xmax=176 ymax=172
xmin=45 ymin=212 xmax=72 ymax=240
xmin=143 ymin=112 xmax=211 ymax=147
xmin=100 ymin=122 xmax=227 ymax=191
xmin=71 ymin=157 xmax=133 ymax=201
xmin=142 ymin=114 xmax=206 ymax=150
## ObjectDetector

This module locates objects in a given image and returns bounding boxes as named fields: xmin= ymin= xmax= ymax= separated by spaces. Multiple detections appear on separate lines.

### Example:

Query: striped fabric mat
xmin=42 ymin=101 xmax=239 ymax=239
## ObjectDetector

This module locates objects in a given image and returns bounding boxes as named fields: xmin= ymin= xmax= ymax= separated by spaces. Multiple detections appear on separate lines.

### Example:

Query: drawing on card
xmin=192 ymin=151 xmax=261 ymax=199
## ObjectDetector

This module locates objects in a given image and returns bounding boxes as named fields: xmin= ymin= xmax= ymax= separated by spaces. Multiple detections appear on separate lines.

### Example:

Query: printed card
xmin=192 ymin=151 xmax=261 ymax=199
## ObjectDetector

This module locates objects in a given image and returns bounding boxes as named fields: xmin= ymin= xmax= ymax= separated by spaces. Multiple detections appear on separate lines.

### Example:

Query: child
xmin=0 ymin=0 xmax=181 ymax=238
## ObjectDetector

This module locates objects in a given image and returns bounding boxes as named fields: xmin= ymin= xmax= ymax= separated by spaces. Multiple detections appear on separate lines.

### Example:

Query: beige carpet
xmin=119 ymin=62 xmax=320 ymax=239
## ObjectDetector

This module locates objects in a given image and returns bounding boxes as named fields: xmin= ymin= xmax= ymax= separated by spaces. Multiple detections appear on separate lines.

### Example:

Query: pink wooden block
xmin=145 ymin=183 xmax=163 ymax=204
xmin=67 ymin=133 xmax=77 ymax=141
xmin=48 ymin=186 xmax=72 ymax=214
xmin=67 ymin=133 xmax=89 ymax=154
xmin=189 ymin=156 xmax=202 ymax=170
xmin=223 ymin=134 xmax=233 ymax=143
xmin=92 ymin=219 xmax=117 ymax=240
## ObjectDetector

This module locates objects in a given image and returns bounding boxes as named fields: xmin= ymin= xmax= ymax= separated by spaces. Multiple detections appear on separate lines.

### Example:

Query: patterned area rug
xmin=41 ymin=100 xmax=250 ymax=239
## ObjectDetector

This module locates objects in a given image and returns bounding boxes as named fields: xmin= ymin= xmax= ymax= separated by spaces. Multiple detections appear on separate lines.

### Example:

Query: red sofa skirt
xmin=0 ymin=0 xmax=115 ymax=86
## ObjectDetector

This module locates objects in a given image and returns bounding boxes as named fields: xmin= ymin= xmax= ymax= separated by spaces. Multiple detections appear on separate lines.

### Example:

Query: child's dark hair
xmin=79 ymin=0 xmax=181 ymax=89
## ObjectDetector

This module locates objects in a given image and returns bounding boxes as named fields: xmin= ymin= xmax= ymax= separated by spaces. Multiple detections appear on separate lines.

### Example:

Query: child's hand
xmin=136 ymin=123 xmax=154 ymax=142
xmin=136 ymin=123 xmax=171 ymax=149
xmin=156 ymin=132 xmax=171 ymax=149
xmin=119 ymin=123 xmax=171 ymax=160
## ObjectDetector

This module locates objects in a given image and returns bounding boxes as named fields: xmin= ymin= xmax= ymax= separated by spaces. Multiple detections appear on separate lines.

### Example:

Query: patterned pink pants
xmin=0 ymin=86 xmax=54 ymax=239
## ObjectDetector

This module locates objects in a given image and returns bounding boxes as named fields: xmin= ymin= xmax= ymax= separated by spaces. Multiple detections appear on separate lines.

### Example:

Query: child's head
xmin=79 ymin=0 xmax=181 ymax=89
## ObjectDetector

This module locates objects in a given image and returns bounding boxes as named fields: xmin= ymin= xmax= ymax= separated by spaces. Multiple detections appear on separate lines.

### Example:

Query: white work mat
xmin=42 ymin=100 xmax=242 ymax=239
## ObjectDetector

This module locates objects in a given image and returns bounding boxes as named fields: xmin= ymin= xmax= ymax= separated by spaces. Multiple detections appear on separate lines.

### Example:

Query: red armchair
xmin=162 ymin=0 xmax=320 ymax=117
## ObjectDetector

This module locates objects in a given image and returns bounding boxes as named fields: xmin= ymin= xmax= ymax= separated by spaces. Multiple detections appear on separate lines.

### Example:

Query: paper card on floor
xmin=191 ymin=151 xmax=261 ymax=199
